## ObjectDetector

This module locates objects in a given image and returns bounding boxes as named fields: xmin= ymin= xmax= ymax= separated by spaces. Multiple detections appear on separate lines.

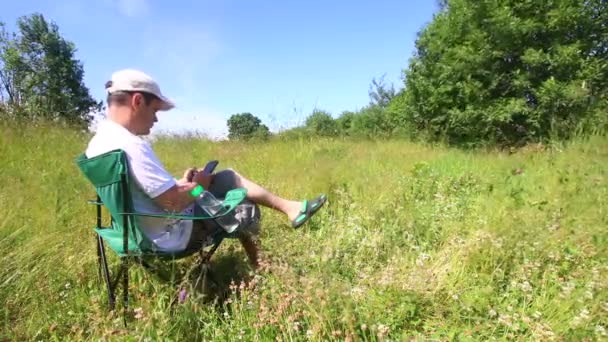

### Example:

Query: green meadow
xmin=0 ymin=122 xmax=606 ymax=341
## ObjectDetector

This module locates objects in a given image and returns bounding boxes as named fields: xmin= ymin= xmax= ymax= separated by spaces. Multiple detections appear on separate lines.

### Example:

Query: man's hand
xmin=192 ymin=170 xmax=213 ymax=189
xmin=183 ymin=167 xmax=197 ymax=182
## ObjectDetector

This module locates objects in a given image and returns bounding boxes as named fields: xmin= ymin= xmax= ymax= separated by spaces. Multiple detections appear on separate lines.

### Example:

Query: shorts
xmin=183 ymin=169 xmax=261 ymax=253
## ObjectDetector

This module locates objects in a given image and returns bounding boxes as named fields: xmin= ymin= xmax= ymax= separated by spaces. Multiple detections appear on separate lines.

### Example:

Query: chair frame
xmin=88 ymin=176 xmax=225 ymax=326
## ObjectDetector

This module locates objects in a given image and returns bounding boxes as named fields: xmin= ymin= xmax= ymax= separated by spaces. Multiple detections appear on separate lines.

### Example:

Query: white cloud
xmin=117 ymin=0 xmax=148 ymax=17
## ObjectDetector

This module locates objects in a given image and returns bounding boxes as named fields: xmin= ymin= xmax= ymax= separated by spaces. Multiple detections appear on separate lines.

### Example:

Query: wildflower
xmin=596 ymin=325 xmax=607 ymax=337
xmin=572 ymin=308 xmax=590 ymax=326
xmin=416 ymin=253 xmax=430 ymax=267
xmin=133 ymin=307 xmax=145 ymax=320
xmin=532 ymin=311 xmax=542 ymax=320
xmin=488 ymin=309 xmax=497 ymax=318
xmin=360 ymin=324 xmax=368 ymax=331
xmin=498 ymin=314 xmax=512 ymax=327
xmin=350 ymin=286 xmax=364 ymax=297
xmin=376 ymin=324 xmax=390 ymax=339
xmin=178 ymin=288 xmax=188 ymax=304
xmin=561 ymin=282 xmax=575 ymax=297
xmin=520 ymin=281 xmax=533 ymax=293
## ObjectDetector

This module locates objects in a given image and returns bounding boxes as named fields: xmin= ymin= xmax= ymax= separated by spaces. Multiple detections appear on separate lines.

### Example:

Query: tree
xmin=0 ymin=14 xmax=101 ymax=128
xmin=350 ymin=105 xmax=394 ymax=138
xmin=336 ymin=111 xmax=356 ymax=135
xmin=0 ymin=22 xmax=24 ymax=108
xmin=399 ymin=0 xmax=608 ymax=146
xmin=227 ymin=112 xmax=270 ymax=140
xmin=368 ymin=74 xmax=396 ymax=108
xmin=386 ymin=89 xmax=412 ymax=138
xmin=305 ymin=109 xmax=338 ymax=136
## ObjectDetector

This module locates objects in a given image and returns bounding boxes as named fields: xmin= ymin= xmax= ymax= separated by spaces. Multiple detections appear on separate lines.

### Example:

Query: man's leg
xmin=238 ymin=233 xmax=260 ymax=268
xmin=212 ymin=169 xmax=306 ymax=223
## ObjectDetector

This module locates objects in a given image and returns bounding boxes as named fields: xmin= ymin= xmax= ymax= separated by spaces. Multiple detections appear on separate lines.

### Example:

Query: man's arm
xmin=152 ymin=169 xmax=213 ymax=213
xmin=127 ymin=143 xmax=214 ymax=213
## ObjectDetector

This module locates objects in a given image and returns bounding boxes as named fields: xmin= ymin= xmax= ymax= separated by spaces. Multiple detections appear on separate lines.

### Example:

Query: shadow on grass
xmin=137 ymin=247 xmax=254 ymax=311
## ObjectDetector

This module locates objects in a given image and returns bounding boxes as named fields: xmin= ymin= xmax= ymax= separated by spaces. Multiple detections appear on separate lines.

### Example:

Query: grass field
xmin=0 ymin=122 xmax=606 ymax=341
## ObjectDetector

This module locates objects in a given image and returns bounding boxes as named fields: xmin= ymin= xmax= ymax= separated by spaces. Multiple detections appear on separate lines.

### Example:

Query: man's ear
xmin=131 ymin=93 xmax=143 ymax=109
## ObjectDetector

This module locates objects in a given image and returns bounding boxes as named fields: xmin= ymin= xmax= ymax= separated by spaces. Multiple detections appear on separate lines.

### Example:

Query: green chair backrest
xmin=76 ymin=149 xmax=156 ymax=256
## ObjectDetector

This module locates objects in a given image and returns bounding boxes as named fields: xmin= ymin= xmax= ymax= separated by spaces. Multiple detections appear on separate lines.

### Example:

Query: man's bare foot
xmin=286 ymin=201 xmax=305 ymax=222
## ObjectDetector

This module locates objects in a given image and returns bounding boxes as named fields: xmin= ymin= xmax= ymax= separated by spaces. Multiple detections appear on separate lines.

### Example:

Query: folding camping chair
xmin=75 ymin=149 xmax=247 ymax=324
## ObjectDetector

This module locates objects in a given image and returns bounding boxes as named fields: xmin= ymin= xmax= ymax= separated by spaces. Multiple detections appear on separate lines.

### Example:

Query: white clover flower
xmin=520 ymin=281 xmax=533 ymax=293
xmin=561 ymin=281 xmax=576 ymax=297
xmin=572 ymin=308 xmax=590 ymax=326
xmin=133 ymin=307 xmax=145 ymax=320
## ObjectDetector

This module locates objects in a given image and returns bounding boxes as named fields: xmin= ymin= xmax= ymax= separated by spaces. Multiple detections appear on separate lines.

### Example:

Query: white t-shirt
xmin=86 ymin=119 xmax=193 ymax=252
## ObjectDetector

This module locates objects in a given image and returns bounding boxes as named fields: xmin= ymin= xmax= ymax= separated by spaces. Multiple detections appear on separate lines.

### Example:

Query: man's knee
xmin=209 ymin=168 xmax=241 ymax=197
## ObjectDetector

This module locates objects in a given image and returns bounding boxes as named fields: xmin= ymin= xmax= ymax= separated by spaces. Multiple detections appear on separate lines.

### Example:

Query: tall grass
xmin=0 ymin=121 xmax=606 ymax=340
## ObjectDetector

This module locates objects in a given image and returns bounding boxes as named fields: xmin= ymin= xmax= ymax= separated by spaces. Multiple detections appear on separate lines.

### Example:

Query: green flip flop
xmin=292 ymin=194 xmax=327 ymax=229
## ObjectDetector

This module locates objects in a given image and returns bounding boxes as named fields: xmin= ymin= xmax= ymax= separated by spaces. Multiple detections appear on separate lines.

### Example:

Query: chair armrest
xmin=117 ymin=212 xmax=221 ymax=220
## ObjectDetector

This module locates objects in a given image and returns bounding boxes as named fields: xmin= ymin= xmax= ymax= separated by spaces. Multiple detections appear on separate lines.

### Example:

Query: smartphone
xmin=201 ymin=160 xmax=219 ymax=175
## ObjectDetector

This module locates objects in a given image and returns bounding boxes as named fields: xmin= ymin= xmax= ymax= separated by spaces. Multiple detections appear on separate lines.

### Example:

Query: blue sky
xmin=2 ymin=0 xmax=438 ymax=138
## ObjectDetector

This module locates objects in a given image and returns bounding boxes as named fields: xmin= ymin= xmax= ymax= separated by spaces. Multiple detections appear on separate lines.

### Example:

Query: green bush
xmin=398 ymin=0 xmax=608 ymax=146
xmin=336 ymin=111 xmax=356 ymax=135
xmin=349 ymin=105 xmax=394 ymax=138
xmin=227 ymin=112 xmax=270 ymax=141
xmin=304 ymin=109 xmax=338 ymax=137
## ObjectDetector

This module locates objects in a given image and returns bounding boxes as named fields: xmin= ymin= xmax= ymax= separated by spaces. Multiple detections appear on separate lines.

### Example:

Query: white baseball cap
xmin=105 ymin=69 xmax=175 ymax=111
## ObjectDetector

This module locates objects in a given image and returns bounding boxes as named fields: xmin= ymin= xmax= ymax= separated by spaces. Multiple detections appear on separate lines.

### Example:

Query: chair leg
xmin=96 ymin=236 xmax=102 ymax=283
xmin=122 ymin=258 xmax=129 ymax=327
xmin=98 ymin=236 xmax=115 ymax=310
xmin=193 ymin=240 xmax=223 ymax=295
xmin=96 ymin=235 xmax=131 ymax=323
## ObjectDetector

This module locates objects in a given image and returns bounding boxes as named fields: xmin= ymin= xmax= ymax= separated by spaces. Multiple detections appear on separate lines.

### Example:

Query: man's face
xmin=131 ymin=93 xmax=163 ymax=135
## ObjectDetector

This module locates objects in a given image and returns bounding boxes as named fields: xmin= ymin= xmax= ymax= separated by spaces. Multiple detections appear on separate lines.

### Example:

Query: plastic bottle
xmin=190 ymin=185 xmax=239 ymax=233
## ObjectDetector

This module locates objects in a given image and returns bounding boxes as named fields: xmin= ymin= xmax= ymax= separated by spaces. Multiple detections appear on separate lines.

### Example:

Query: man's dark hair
xmin=105 ymin=80 xmax=159 ymax=106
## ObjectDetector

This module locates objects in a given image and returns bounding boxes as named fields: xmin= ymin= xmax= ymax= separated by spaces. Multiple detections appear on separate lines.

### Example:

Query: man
xmin=86 ymin=69 xmax=327 ymax=267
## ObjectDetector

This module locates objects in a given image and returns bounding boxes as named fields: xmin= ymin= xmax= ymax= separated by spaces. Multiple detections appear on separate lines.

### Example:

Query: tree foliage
xmin=350 ymin=105 xmax=395 ymax=138
xmin=336 ymin=111 xmax=356 ymax=134
xmin=227 ymin=112 xmax=270 ymax=140
xmin=368 ymin=74 xmax=396 ymax=108
xmin=305 ymin=109 xmax=338 ymax=136
xmin=0 ymin=14 xmax=101 ymax=129
xmin=399 ymin=0 xmax=608 ymax=146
